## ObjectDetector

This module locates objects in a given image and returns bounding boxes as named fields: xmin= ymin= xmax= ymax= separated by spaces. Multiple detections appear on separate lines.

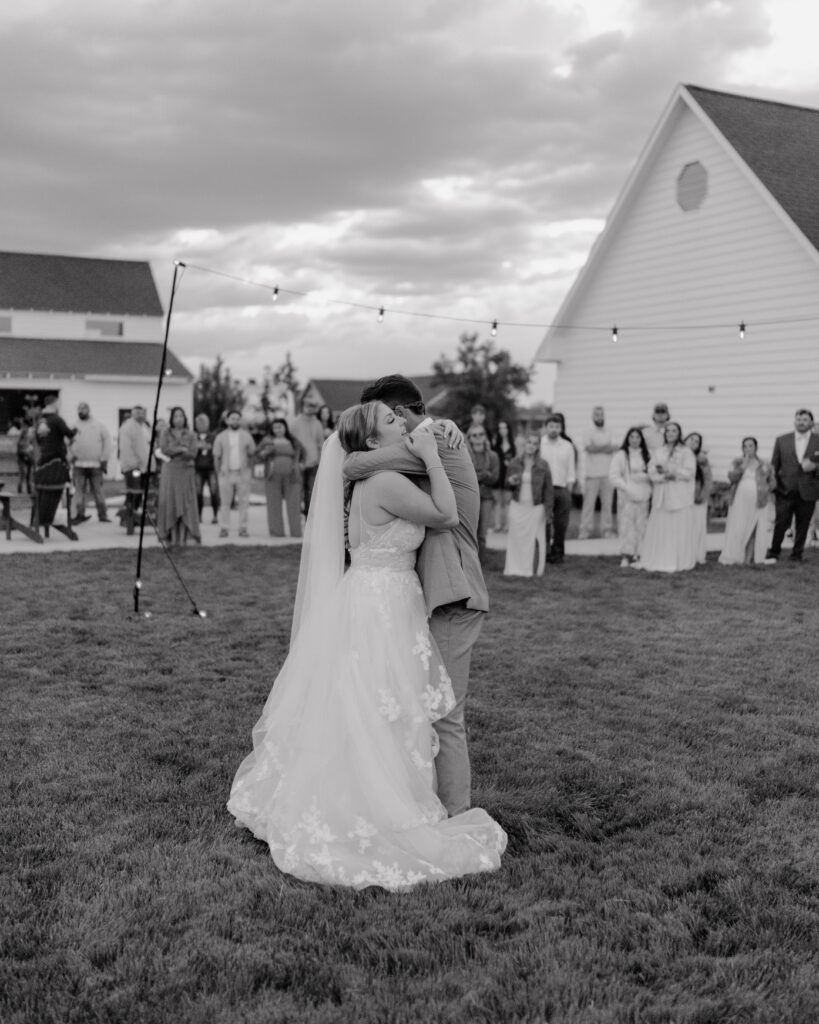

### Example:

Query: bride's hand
xmin=407 ymin=428 xmax=441 ymax=465
xmin=432 ymin=419 xmax=464 ymax=449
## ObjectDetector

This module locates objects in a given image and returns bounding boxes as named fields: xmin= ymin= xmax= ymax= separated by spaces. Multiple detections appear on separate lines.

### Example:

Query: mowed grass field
xmin=2 ymin=545 xmax=818 ymax=1024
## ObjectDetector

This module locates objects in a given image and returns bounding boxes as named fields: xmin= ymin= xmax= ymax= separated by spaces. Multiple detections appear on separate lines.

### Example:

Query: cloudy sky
xmin=3 ymin=0 xmax=819 ymax=402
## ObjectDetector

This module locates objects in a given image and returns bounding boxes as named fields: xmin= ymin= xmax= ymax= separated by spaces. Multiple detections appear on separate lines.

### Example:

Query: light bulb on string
xmin=490 ymin=321 xmax=498 ymax=337
xmin=377 ymin=307 xmax=384 ymax=323
xmin=611 ymin=325 xmax=618 ymax=343
xmin=738 ymin=321 xmax=745 ymax=341
xmin=271 ymin=287 xmax=279 ymax=302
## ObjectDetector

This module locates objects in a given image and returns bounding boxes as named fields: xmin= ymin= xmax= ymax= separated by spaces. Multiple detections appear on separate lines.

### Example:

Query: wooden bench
xmin=0 ymin=486 xmax=78 ymax=542
xmin=0 ymin=490 xmax=42 ymax=542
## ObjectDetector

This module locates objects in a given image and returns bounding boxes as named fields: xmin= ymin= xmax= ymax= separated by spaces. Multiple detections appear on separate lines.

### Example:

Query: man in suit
xmin=343 ymin=375 xmax=488 ymax=818
xmin=213 ymin=410 xmax=256 ymax=538
xmin=765 ymin=408 xmax=819 ymax=563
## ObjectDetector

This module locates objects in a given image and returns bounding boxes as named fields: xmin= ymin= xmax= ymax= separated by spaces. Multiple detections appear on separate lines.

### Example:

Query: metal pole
xmin=133 ymin=261 xmax=184 ymax=614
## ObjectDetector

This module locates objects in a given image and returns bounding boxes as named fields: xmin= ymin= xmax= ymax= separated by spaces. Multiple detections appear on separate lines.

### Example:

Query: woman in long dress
xmin=684 ymin=432 xmax=713 ymax=564
xmin=503 ymin=433 xmax=553 ymax=577
xmin=639 ymin=422 xmax=697 ymax=573
xmin=718 ymin=437 xmax=776 ymax=565
xmin=228 ymin=402 xmax=506 ymax=891
xmin=608 ymin=427 xmax=651 ymax=568
xmin=254 ymin=418 xmax=305 ymax=537
xmin=156 ymin=407 xmax=201 ymax=546
xmin=490 ymin=420 xmax=517 ymax=533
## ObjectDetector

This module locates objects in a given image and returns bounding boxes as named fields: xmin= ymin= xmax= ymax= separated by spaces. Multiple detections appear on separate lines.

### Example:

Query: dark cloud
xmin=0 ymin=0 xmax=815 ymax=384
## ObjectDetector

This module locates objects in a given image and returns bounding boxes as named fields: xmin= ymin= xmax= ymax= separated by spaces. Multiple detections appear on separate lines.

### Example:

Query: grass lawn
xmin=2 ymin=546 xmax=818 ymax=1024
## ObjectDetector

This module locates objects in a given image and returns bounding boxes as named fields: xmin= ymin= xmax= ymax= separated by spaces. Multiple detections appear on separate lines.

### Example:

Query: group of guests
xmin=489 ymin=399 xmax=819 ymax=577
xmin=146 ymin=395 xmax=337 ymax=547
xmin=7 ymin=395 xmax=114 ymax=530
xmin=8 ymin=392 xmax=339 ymax=547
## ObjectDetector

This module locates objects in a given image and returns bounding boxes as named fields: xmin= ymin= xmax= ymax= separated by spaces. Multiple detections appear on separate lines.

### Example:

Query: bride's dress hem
xmin=227 ymin=515 xmax=506 ymax=892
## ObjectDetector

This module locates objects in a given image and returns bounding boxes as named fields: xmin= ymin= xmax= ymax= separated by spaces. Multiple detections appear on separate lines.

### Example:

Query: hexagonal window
xmin=677 ymin=161 xmax=708 ymax=211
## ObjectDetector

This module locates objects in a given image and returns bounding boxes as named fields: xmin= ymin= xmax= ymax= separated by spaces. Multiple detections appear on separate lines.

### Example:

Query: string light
xmin=739 ymin=321 xmax=745 ymax=340
xmin=176 ymin=262 xmax=815 ymax=339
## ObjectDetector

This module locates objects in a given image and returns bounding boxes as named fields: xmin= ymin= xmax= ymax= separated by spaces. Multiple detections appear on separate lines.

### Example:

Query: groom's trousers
xmin=429 ymin=603 xmax=485 ymax=817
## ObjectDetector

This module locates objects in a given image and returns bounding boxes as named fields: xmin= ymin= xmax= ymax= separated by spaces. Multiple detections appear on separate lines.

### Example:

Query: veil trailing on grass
xmin=290 ymin=431 xmax=346 ymax=644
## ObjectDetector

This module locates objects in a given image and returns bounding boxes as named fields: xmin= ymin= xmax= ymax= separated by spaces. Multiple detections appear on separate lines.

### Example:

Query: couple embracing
xmin=227 ymin=375 xmax=507 ymax=891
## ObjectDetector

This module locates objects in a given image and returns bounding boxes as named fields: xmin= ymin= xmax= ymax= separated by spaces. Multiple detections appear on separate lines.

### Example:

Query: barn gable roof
xmin=0 ymin=251 xmax=165 ymax=317
xmin=536 ymin=83 xmax=819 ymax=361
xmin=686 ymin=85 xmax=819 ymax=253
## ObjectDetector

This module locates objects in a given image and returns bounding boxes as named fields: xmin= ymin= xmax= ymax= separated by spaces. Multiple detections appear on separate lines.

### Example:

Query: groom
xmin=344 ymin=375 xmax=489 ymax=817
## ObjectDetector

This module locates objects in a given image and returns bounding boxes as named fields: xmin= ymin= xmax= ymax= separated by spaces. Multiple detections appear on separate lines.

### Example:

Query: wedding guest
xmin=467 ymin=403 xmax=487 ymax=433
xmin=685 ymin=432 xmax=713 ymax=564
xmin=289 ymin=396 xmax=324 ymax=516
xmin=642 ymin=402 xmax=671 ymax=452
xmin=156 ymin=407 xmax=200 ymax=546
xmin=118 ymin=405 xmax=151 ymax=507
xmin=578 ymin=405 xmax=617 ymax=540
xmin=33 ymin=394 xmax=76 ymax=528
xmin=69 ymin=402 xmax=112 ymax=524
xmin=255 ymin=417 xmax=306 ymax=537
xmin=609 ymin=427 xmax=652 ymax=567
xmin=765 ymin=408 xmax=819 ymax=563
xmin=490 ymin=419 xmax=517 ymax=532
xmin=317 ymin=404 xmax=335 ymax=440
xmin=213 ymin=410 xmax=257 ymax=538
xmin=466 ymin=424 xmax=499 ymax=563
xmin=639 ymin=422 xmax=697 ymax=573
xmin=15 ymin=412 xmax=36 ymax=495
xmin=539 ymin=414 xmax=575 ymax=564
xmin=193 ymin=413 xmax=220 ymax=524
xmin=719 ymin=437 xmax=776 ymax=565
xmin=503 ymin=433 xmax=553 ymax=577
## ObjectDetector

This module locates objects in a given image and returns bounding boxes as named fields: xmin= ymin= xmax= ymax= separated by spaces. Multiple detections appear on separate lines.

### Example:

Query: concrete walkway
xmin=0 ymin=494 xmax=301 ymax=555
xmin=1 ymin=493 xmax=732 ymax=557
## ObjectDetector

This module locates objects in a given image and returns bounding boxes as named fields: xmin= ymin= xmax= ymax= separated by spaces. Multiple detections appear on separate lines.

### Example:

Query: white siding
xmin=0 ymin=310 xmax=164 ymax=341
xmin=541 ymin=105 xmax=819 ymax=479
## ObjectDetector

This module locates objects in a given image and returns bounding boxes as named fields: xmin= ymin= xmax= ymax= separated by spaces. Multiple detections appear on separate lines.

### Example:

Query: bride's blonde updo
xmin=337 ymin=402 xmax=382 ymax=453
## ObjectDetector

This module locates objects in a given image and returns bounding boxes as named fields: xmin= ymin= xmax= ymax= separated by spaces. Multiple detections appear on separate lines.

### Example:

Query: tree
xmin=431 ymin=333 xmax=533 ymax=429
xmin=273 ymin=351 xmax=300 ymax=397
xmin=193 ymin=356 xmax=245 ymax=429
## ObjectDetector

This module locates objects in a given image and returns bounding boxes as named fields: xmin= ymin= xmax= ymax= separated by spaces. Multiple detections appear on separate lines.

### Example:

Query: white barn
xmin=535 ymin=84 xmax=819 ymax=479
xmin=0 ymin=251 xmax=193 ymax=476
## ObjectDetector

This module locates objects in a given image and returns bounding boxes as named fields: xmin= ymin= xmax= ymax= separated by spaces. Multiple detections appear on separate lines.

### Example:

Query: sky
xmin=3 ymin=0 xmax=819 ymax=404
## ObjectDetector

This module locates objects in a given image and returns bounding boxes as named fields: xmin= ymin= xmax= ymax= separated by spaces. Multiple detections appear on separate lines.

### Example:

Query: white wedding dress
xmin=227 ymin=467 xmax=506 ymax=891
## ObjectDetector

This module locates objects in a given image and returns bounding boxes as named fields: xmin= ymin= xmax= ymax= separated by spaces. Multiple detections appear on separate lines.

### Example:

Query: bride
xmin=227 ymin=401 xmax=506 ymax=890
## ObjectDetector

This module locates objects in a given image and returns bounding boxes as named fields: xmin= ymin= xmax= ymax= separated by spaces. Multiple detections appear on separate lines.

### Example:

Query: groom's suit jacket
xmin=344 ymin=436 xmax=489 ymax=616
xmin=771 ymin=431 xmax=819 ymax=502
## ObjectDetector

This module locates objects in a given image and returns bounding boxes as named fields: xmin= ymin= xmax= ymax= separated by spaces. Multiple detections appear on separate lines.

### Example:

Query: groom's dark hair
xmin=360 ymin=375 xmax=425 ymax=415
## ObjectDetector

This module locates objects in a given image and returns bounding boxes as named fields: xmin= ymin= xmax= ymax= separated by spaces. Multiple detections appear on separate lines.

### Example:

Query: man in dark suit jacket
xmin=343 ymin=376 xmax=488 ymax=818
xmin=766 ymin=408 xmax=819 ymax=562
